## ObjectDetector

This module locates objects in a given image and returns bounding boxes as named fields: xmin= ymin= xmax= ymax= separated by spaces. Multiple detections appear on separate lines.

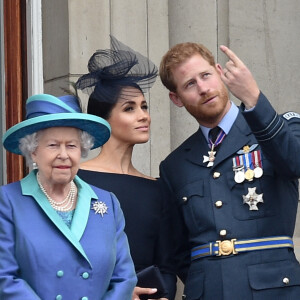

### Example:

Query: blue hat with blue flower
xmin=2 ymin=93 xmax=111 ymax=155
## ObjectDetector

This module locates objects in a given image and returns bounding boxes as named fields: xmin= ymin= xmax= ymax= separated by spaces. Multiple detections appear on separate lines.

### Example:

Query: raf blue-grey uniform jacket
xmin=0 ymin=171 xmax=137 ymax=300
xmin=160 ymin=93 xmax=300 ymax=300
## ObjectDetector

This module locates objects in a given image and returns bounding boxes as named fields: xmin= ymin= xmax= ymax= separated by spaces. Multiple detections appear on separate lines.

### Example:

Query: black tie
xmin=209 ymin=126 xmax=221 ymax=144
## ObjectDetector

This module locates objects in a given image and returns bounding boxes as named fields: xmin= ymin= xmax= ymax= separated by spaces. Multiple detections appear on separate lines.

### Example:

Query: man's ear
xmin=169 ymin=91 xmax=184 ymax=107
xmin=215 ymin=63 xmax=223 ymax=76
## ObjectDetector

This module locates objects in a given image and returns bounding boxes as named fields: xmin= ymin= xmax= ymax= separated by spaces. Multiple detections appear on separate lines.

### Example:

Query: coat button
xmin=56 ymin=270 xmax=64 ymax=277
xmin=213 ymin=172 xmax=221 ymax=178
xmin=82 ymin=272 xmax=90 ymax=279
xmin=215 ymin=201 xmax=223 ymax=208
xmin=81 ymin=297 xmax=89 ymax=300
xmin=56 ymin=295 xmax=63 ymax=300
xmin=182 ymin=197 xmax=188 ymax=202
xmin=283 ymin=277 xmax=290 ymax=285
xmin=220 ymin=229 xmax=227 ymax=237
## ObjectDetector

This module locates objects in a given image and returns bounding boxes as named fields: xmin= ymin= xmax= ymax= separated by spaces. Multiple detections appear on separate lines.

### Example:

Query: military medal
xmin=232 ymin=156 xmax=245 ymax=183
xmin=203 ymin=145 xmax=216 ymax=167
xmin=243 ymin=187 xmax=264 ymax=210
xmin=252 ymin=150 xmax=263 ymax=178
xmin=203 ymin=130 xmax=226 ymax=168
xmin=243 ymin=152 xmax=255 ymax=181
xmin=91 ymin=201 xmax=108 ymax=217
xmin=234 ymin=146 xmax=264 ymax=183
xmin=234 ymin=167 xmax=245 ymax=183
xmin=244 ymin=168 xmax=254 ymax=181
xmin=254 ymin=167 xmax=263 ymax=178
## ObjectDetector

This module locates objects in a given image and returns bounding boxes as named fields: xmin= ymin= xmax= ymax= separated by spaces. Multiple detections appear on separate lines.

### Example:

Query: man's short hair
xmin=159 ymin=42 xmax=216 ymax=92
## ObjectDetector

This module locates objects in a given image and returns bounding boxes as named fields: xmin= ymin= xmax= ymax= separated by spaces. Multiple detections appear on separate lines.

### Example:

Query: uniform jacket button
xmin=82 ymin=272 xmax=90 ymax=279
xmin=81 ymin=297 xmax=89 ymax=300
xmin=182 ymin=196 xmax=188 ymax=202
xmin=56 ymin=295 xmax=62 ymax=300
xmin=213 ymin=172 xmax=221 ymax=178
xmin=283 ymin=277 xmax=290 ymax=285
xmin=220 ymin=229 xmax=227 ymax=237
xmin=215 ymin=200 xmax=223 ymax=208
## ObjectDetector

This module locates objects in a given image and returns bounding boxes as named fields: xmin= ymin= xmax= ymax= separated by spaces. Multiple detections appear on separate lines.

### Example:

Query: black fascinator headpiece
xmin=75 ymin=35 xmax=158 ymax=104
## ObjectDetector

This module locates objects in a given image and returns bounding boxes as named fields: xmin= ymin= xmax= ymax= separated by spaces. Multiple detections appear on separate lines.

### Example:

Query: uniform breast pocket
xmin=248 ymin=260 xmax=300 ymax=299
xmin=176 ymin=180 xmax=213 ymax=236
xmin=227 ymin=168 xmax=277 ymax=221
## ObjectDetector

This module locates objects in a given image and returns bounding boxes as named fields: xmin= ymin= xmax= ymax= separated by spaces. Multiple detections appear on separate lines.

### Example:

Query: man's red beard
xmin=185 ymin=86 xmax=230 ymax=125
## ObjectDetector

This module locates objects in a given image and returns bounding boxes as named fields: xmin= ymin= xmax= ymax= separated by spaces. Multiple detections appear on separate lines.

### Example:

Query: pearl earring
xmin=33 ymin=162 xmax=38 ymax=170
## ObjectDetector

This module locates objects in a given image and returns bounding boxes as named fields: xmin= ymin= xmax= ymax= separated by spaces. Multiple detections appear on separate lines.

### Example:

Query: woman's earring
xmin=33 ymin=162 xmax=38 ymax=170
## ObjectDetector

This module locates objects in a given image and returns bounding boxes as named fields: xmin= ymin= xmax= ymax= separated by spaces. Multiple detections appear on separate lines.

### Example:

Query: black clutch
xmin=136 ymin=265 xmax=168 ymax=300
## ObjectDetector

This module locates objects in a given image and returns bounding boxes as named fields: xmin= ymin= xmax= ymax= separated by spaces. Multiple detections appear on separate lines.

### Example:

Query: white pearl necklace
xmin=37 ymin=172 xmax=77 ymax=212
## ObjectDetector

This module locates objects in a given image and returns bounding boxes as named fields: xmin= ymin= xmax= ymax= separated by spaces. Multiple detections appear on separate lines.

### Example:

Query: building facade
xmin=1 ymin=1 xmax=300 ymax=298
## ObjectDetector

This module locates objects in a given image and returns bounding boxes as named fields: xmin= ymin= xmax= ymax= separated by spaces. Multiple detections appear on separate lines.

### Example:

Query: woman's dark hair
xmin=87 ymin=83 xmax=144 ymax=120
xmin=87 ymin=95 xmax=115 ymax=120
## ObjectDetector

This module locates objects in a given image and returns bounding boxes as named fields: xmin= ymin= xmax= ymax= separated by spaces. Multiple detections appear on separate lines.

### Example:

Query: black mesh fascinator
xmin=75 ymin=35 xmax=158 ymax=104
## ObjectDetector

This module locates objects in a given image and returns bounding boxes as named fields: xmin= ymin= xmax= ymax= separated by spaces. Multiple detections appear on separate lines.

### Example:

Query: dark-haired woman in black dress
xmin=76 ymin=36 xmax=176 ymax=300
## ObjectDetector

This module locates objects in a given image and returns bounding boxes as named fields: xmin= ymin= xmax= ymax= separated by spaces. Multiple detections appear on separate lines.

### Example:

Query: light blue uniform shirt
xmin=200 ymin=101 xmax=239 ymax=144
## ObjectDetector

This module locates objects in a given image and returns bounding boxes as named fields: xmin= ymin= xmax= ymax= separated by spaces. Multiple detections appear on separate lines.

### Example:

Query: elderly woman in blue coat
xmin=0 ymin=94 xmax=137 ymax=299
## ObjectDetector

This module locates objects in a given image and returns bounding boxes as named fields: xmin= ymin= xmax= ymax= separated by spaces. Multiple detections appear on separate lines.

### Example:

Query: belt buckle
xmin=216 ymin=239 xmax=237 ymax=256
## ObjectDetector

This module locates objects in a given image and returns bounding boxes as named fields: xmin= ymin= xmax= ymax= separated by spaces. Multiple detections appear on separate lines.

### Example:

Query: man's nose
xmin=196 ymin=79 xmax=209 ymax=95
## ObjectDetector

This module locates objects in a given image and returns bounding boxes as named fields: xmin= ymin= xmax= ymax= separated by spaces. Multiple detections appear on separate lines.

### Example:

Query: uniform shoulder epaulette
xmin=283 ymin=112 xmax=300 ymax=120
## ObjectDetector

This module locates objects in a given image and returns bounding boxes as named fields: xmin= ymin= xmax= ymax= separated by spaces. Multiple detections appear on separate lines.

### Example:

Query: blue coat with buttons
xmin=0 ymin=171 xmax=137 ymax=300
xmin=160 ymin=93 xmax=300 ymax=300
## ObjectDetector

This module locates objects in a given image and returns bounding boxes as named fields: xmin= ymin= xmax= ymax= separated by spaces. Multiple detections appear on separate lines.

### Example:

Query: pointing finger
xmin=220 ymin=45 xmax=244 ymax=67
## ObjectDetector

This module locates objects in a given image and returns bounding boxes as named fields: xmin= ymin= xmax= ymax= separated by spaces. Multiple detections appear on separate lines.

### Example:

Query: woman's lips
xmin=56 ymin=166 xmax=71 ymax=169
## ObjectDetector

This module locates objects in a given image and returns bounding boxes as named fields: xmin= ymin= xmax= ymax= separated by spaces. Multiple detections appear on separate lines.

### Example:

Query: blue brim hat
xmin=2 ymin=94 xmax=111 ymax=155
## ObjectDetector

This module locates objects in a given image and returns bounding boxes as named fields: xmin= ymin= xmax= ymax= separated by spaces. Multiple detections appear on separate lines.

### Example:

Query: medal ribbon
xmin=232 ymin=157 xmax=237 ymax=169
xmin=243 ymin=152 xmax=253 ymax=170
xmin=208 ymin=130 xmax=226 ymax=149
xmin=252 ymin=150 xmax=263 ymax=168
xmin=239 ymin=155 xmax=244 ymax=168
xmin=233 ymin=155 xmax=242 ymax=168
